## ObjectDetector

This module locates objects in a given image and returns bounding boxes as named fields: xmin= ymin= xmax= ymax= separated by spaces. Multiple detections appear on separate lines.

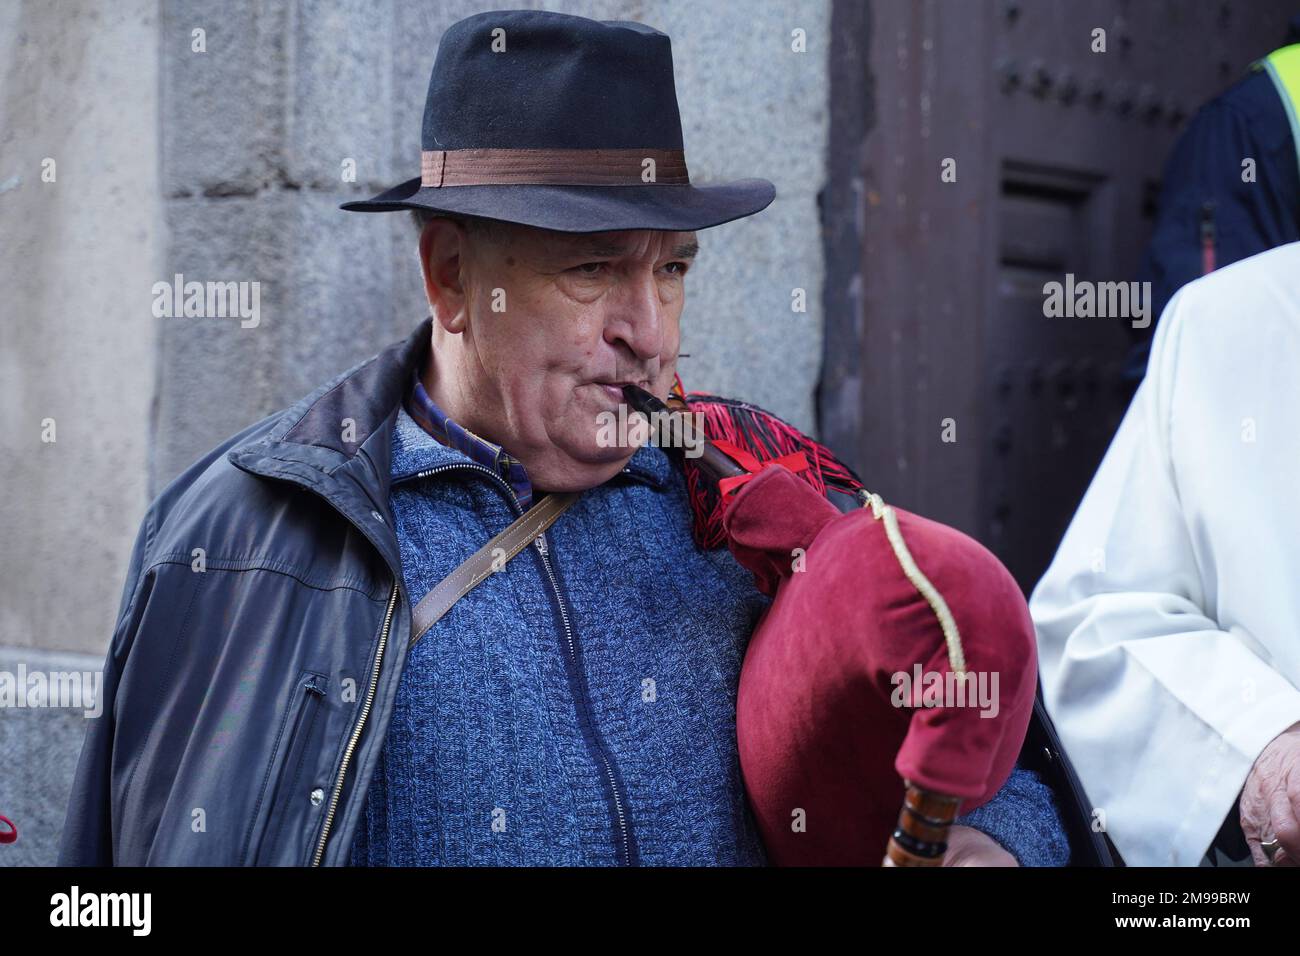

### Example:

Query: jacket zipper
xmin=310 ymin=579 xmax=399 ymax=867
xmin=409 ymin=460 xmax=637 ymax=866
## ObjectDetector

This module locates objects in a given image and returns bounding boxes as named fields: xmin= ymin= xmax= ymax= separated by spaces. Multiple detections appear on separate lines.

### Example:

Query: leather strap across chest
xmin=408 ymin=491 xmax=579 ymax=648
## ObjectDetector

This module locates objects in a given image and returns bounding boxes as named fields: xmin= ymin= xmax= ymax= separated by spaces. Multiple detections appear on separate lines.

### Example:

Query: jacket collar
xmin=227 ymin=317 xmax=672 ymax=571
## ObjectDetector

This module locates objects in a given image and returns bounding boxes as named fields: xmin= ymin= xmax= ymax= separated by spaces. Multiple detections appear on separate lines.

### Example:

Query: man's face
xmin=419 ymin=218 xmax=699 ymax=492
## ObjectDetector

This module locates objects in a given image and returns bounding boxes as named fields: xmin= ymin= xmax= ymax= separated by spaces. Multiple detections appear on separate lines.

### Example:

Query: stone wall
xmin=0 ymin=0 xmax=830 ymax=865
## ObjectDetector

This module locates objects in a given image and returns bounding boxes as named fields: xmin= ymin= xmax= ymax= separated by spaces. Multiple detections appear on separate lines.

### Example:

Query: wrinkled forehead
xmin=512 ymin=225 xmax=699 ymax=261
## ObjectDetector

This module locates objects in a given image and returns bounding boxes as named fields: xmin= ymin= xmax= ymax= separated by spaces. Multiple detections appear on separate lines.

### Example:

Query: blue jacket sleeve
xmin=57 ymin=503 xmax=157 ymax=866
xmin=954 ymin=762 xmax=1072 ymax=866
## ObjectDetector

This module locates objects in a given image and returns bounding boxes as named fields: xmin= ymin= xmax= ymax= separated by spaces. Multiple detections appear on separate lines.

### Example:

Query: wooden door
xmin=821 ymin=0 xmax=1295 ymax=588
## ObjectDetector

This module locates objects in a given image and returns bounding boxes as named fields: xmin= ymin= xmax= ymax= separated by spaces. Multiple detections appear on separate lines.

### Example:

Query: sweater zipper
xmin=311 ymin=578 xmax=399 ymax=866
xmin=410 ymin=461 xmax=637 ymax=866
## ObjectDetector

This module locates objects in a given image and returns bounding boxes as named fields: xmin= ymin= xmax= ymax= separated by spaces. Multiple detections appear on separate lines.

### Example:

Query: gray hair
xmin=409 ymin=208 xmax=507 ymax=245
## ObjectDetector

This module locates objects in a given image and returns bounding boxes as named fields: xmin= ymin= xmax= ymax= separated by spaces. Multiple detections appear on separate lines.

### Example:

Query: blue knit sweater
xmin=347 ymin=405 xmax=1071 ymax=866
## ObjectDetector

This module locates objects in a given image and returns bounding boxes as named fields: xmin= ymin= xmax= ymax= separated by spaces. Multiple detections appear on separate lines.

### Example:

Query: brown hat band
xmin=420 ymin=148 xmax=690 ymax=187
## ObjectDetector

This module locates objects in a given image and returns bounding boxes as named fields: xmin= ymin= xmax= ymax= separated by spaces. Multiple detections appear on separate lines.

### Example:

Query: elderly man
xmin=60 ymin=9 xmax=1067 ymax=866
xmin=1031 ymin=241 xmax=1300 ymax=867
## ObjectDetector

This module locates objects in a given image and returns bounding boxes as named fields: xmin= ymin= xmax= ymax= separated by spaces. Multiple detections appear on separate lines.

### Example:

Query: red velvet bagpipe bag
xmin=661 ymin=383 xmax=1039 ymax=866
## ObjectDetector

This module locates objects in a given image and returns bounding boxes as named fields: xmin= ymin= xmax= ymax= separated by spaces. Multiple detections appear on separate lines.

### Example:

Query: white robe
xmin=1029 ymin=242 xmax=1300 ymax=866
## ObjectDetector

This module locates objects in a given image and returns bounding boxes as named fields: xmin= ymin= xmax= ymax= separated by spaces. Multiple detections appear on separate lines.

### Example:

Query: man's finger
xmin=1265 ymin=787 xmax=1300 ymax=864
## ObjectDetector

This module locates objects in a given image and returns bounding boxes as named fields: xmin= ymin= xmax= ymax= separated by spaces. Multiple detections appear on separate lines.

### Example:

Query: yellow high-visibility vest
xmin=1257 ymin=43 xmax=1300 ymax=180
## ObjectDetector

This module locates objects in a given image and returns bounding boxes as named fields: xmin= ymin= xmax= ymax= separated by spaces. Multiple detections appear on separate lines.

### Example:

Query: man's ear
xmin=419 ymin=217 xmax=469 ymax=334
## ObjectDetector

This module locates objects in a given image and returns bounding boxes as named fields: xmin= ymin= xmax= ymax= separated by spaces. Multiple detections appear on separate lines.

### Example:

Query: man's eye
xmin=567 ymin=261 xmax=687 ymax=277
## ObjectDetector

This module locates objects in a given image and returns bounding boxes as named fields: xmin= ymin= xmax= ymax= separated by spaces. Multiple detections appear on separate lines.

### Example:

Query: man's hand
xmin=1240 ymin=721 xmax=1300 ymax=867
xmin=941 ymin=824 xmax=1018 ymax=867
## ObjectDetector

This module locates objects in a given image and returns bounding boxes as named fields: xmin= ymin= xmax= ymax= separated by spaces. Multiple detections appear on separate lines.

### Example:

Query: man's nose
xmin=604 ymin=273 xmax=665 ymax=361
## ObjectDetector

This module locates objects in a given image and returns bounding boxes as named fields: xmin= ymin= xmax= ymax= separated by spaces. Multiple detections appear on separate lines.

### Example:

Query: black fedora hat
xmin=341 ymin=9 xmax=776 ymax=233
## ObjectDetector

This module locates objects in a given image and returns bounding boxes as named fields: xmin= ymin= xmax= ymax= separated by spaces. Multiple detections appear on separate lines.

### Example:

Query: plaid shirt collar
xmin=404 ymin=367 xmax=535 ymax=511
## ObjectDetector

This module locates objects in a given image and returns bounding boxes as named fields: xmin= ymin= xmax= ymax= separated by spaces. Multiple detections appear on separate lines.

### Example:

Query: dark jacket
xmin=58 ymin=318 xmax=1113 ymax=866
xmin=59 ymin=322 xmax=428 ymax=866
xmin=1126 ymin=33 xmax=1300 ymax=385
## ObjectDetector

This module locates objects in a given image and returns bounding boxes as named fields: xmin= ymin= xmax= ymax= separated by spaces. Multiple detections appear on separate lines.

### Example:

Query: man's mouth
xmin=593 ymin=378 xmax=652 ymax=403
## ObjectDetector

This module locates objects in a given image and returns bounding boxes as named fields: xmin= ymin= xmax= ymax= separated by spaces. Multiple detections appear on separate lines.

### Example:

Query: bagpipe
xmin=624 ymin=380 xmax=1040 ymax=866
